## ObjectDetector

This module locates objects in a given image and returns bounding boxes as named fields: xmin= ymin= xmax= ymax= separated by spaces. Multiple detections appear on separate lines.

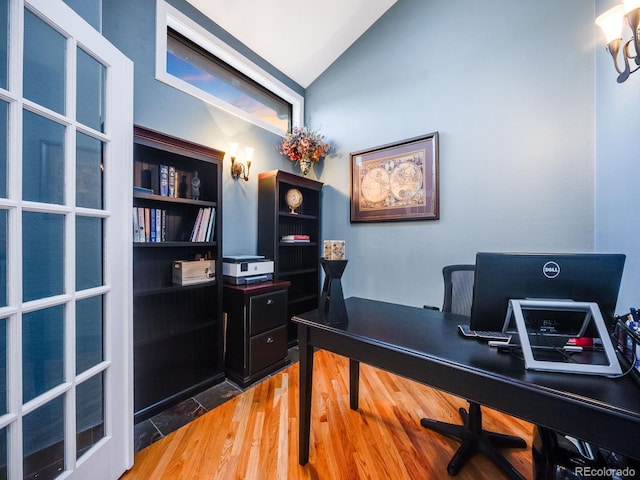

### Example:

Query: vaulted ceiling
xmin=186 ymin=0 xmax=398 ymax=88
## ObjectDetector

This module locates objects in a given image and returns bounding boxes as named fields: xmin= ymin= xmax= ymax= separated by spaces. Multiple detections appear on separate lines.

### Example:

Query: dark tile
xmin=133 ymin=346 xmax=301 ymax=452
xmin=133 ymin=420 xmax=163 ymax=453
xmin=150 ymin=398 xmax=207 ymax=435
xmin=288 ymin=346 xmax=299 ymax=364
xmin=194 ymin=381 xmax=242 ymax=411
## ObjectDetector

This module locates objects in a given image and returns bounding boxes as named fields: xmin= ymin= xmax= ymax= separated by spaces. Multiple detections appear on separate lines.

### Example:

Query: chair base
xmin=420 ymin=402 xmax=526 ymax=479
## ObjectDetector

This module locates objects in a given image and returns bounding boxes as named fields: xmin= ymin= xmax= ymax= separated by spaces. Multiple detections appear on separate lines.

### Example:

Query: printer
xmin=222 ymin=255 xmax=274 ymax=285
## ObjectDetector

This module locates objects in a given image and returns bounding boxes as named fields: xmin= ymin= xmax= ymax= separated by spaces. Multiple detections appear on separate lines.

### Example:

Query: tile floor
xmin=133 ymin=346 xmax=299 ymax=453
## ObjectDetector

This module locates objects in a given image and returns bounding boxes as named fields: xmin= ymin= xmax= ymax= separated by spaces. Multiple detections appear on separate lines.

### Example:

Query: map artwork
xmin=358 ymin=149 xmax=425 ymax=211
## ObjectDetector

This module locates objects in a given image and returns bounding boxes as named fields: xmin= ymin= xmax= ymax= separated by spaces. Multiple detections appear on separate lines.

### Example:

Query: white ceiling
xmin=185 ymin=0 xmax=397 ymax=88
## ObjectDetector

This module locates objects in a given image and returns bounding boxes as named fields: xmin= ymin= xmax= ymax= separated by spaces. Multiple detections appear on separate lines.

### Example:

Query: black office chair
xmin=420 ymin=264 xmax=527 ymax=480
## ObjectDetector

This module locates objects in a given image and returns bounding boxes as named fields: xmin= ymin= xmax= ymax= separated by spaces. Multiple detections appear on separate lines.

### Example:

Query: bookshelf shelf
xmin=134 ymin=191 xmax=217 ymax=208
xmin=133 ymin=125 xmax=224 ymax=423
xmin=133 ymin=280 xmax=217 ymax=297
xmin=277 ymin=211 xmax=318 ymax=221
xmin=133 ymin=241 xmax=217 ymax=248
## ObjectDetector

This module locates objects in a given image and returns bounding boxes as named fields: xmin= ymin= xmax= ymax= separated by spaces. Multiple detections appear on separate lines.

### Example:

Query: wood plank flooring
xmin=120 ymin=350 xmax=534 ymax=479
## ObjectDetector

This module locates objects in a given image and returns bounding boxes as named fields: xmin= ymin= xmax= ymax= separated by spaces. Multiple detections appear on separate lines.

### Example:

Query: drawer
xmin=249 ymin=325 xmax=287 ymax=375
xmin=249 ymin=290 xmax=287 ymax=335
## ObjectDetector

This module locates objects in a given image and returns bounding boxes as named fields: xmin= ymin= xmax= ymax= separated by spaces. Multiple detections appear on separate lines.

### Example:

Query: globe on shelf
xmin=286 ymin=188 xmax=303 ymax=214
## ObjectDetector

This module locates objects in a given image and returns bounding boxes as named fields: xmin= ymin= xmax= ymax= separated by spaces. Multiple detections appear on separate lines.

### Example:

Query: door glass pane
xmin=77 ymin=49 xmax=105 ymax=133
xmin=76 ymin=216 xmax=103 ymax=290
xmin=0 ymin=317 xmax=5 ymax=415
xmin=22 ymin=305 xmax=64 ymax=402
xmin=23 ymin=8 xmax=65 ymax=115
xmin=0 ymin=0 xmax=8 ymax=90
xmin=22 ymin=212 xmax=64 ymax=302
xmin=76 ymin=133 xmax=104 ymax=209
xmin=76 ymin=295 xmax=103 ymax=374
xmin=0 ymin=427 xmax=6 ymax=479
xmin=0 ymin=100 xmax=7 ymax=198
xmin=0 ymin=209 xmax=5 ymax=307
xmin=23 ymin=396 xmax=64 ymax=480
xmin=22 ymin=111 xmax=65 ymax=205
xmin=76 ymin=373 xmax=104 ymax=459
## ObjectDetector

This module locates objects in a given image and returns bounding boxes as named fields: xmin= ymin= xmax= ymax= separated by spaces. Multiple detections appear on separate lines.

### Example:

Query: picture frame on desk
xmin=350 ymin=132 xmax=439 ymax=223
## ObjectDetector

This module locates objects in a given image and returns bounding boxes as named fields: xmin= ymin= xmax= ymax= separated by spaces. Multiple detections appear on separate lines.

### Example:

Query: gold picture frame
xmin=350 ymin=132 xmax=439 ymax=223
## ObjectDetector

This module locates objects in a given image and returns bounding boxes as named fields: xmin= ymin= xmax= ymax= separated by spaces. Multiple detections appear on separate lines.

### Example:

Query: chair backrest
xmin=442 ymin=264 xmax=475 ymax=316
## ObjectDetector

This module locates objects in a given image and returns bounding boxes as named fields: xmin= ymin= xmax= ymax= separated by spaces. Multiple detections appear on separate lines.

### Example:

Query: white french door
xmin=0 ymin=0 xmax=133 ymax=479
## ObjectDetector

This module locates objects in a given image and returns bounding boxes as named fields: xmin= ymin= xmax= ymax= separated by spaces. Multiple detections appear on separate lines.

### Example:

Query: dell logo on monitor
xmin=543 ymin=261 xmax=560 ymax=278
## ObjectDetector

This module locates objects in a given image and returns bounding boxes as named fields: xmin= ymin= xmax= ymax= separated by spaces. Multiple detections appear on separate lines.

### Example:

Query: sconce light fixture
xmin=229 ymin=142 xmax=252 ymax=181
xmin=596 ymin=0 xmax=640 ymax=83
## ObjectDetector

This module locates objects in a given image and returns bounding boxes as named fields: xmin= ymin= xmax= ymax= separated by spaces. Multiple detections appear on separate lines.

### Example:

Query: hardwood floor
xmin=120 ymin=350 xmax=534 ymax=479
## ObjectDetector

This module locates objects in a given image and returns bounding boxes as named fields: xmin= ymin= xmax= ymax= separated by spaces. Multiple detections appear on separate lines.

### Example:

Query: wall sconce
xmin=229 ymin=142 xmax=252 ymax=181
xmin=596 ymin=0 xmax=640 ymax=83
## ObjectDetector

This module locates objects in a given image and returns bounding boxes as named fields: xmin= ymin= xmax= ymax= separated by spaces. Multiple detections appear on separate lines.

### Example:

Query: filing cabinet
xmin=223 ymin=280 xmax=291 ymax=387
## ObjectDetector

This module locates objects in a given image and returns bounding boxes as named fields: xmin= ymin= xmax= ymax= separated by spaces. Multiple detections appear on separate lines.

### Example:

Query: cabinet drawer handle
xmin=266 ymin=298 xmax=274 ymax=305
xmin=266 ymin=337 xmax=274 ymax=344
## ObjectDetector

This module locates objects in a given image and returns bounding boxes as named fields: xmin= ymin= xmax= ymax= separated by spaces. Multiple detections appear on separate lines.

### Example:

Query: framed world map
xmin=350 ymin=132 xmax=439 ymax=222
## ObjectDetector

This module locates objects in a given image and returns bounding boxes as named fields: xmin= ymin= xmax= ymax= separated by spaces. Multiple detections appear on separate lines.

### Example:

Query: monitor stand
xmin=503 ymin=299 xmax=622 ymax=376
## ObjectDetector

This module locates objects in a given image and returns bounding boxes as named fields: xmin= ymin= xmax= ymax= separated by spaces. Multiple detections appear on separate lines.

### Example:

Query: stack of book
xmin=140 ymin=165 xmax=193 ymax=199
xmin=190 ymin=207 xmax=216 ymax=243
xmin=133 ymin=207 xmax=166 ymax=243
xmin=281 ymin=234 xmax=310 ymax=243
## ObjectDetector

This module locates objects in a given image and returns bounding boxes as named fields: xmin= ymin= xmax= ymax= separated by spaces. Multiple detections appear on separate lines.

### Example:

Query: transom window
xmin=167 ymin=29 xmax=292 ymax=133
xmin=156 ymin=1 xmax=303 ymax=136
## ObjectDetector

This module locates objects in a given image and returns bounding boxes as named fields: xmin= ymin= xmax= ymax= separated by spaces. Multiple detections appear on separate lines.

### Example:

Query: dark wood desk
xmin=292 ymin=297 xmax=640 ymax=467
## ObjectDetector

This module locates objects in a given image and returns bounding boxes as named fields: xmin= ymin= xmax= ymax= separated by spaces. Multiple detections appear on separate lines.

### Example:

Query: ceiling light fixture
xmin=596 ymin=0 xmax=640 ymax=83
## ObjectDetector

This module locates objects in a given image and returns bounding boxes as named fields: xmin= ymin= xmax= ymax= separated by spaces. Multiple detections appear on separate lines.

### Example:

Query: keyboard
xmin=458 ymin=324 xmax=512 ymax=342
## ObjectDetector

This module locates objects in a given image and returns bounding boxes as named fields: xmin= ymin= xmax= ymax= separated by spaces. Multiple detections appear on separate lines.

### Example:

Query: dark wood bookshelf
xmin=133 ymin=125 xmax=225 ymax=422
xmin=257 ymin=170 xmax=323 ymax=345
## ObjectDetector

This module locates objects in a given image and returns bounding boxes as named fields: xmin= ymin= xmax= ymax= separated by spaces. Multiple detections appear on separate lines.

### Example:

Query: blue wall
xmin=306 ymin=0 xmax=599 ymax=310
xmin=595 ymin=0 xmax=640 ymax=312
xmin=62 ymin=0 xmax=101 ymax=32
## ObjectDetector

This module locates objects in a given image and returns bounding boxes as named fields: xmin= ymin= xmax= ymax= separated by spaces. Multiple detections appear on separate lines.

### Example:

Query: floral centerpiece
xmin=278 ymin=126 xmax=330 ymax=175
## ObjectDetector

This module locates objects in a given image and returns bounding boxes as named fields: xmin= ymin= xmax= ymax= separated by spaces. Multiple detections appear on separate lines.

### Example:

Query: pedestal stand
xmin=319 ymin=259 xmax=348 ymax=325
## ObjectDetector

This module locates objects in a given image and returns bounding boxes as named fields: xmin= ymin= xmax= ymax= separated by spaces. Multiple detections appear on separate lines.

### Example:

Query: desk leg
xmin=298 ymin=324 xmax=313 ymax=466
xmin=349 ymin=359 xmax=359 ymax=410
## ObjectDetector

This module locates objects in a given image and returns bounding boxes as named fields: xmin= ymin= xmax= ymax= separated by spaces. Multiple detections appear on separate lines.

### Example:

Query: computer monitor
xmin=469 ymin=252 xmax=626 ymax=334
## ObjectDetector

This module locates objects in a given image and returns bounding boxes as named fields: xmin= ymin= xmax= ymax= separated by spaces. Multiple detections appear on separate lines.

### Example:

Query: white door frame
xmin=0 ymin=0 xmax=134 ymax=478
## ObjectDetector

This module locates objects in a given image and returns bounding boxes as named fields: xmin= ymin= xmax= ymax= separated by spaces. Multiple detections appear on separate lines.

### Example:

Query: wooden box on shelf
xmin=132 ymin=125 xmax=224 ymax=422
xmin=257 ymin=170 xmax=323 ymax=345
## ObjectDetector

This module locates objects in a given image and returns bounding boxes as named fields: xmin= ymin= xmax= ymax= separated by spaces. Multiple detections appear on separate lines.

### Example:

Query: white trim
xmin=156 ymin=0 xmax=303 ymax=136
xmin=4 ymin=0 xmax=134 ymax=478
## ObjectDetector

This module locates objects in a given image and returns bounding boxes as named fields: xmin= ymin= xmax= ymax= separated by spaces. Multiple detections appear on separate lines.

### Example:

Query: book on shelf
xmin=189 ymin=207 xmax=216 ymax=242
xmin=205 ymin=208 xmax=216 ymax=242
xmin=198 ymin=208 xmax=211 ymax=242
xmin=133 ymin=208 xmax=143 ymax=242
xmin=144 ymin=208 xmax=150 ymax=241
xmin=281 ymin=234 xmax=310 ymax=243
xmin=137 ymin=208 xmax=145 ymax=241
xmin=159 ymin=165 xmax=169 ymax=196
xmin=149 ymin=208 xmax=157 ymax=242
xmin=168 ymin=166 xmax=176 ymax=198
xmin=161 ymin=210 xmax=166 ymax=242
xmin=155 ymin=209 xmax=162 ymax=242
